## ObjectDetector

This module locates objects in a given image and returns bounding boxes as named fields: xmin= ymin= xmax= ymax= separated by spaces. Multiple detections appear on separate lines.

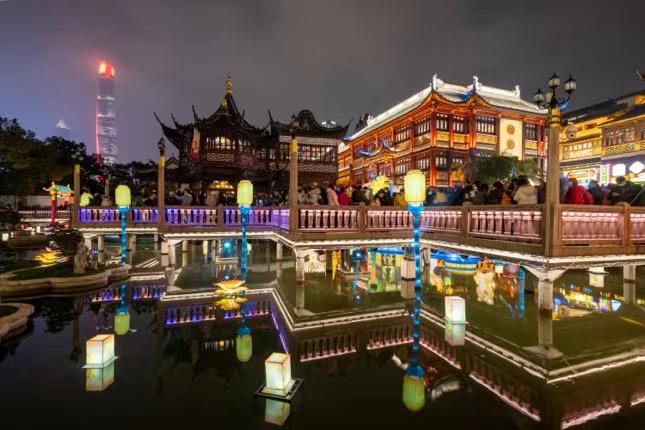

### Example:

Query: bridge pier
xmin=181 ymin=240 xmax=189 ymax=253
xmin=276 ymin=242 xmax=283 ymax=261
xmin=83 ymin=236 xmax=93 ymax=250
xmin=296 ymin=280 xmax=305 ymax=311
xmin=296 ymin=252 xmax=306 ymax=283
xmin=160 ymin=240 xmax=169 ymax=267
xmin=168 ymin=240 xmax=177 ymax=266
xmin=623 ymin=264 xmax=637 ymax=305
xmin=127 ymin=234 xmax=136 ymax=252
xmin=276 ymin=260 xmax=283 ymax=278
xmin=523 ymin=267 xmax=565 ymax=311
xmin=97 ymin=235 xmax=105 ymax=263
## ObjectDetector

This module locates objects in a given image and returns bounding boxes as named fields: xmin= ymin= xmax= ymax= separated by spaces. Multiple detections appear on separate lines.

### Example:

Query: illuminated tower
xmin=96 ymin=61 xmax=117 ymax=164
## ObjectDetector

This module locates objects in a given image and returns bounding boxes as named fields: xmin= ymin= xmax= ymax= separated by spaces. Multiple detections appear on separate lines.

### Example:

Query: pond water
xmin=1 ymin=238 xmax=644 ymax=429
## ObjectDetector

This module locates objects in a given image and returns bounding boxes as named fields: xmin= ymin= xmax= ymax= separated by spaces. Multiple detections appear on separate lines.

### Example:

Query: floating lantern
xmin=85 ymin=362 xmax=115 ymax=392
xmin=262 ymin=353 xmax=294 ymax=397
xmin=115 ymin=185 xmax=131 ymax=207
xmin=236 ymin=334 xmax=253 ymax=363
xmin=85 ymin=334 xmax=115 ymax=367
xmin=402 ymin=373 xmax=426 ymax=412
xmin=445 ymin=296 xmax=466 ymax=324
xmin=237 ymin=180 xmax=253 ymax=207
xmin=404 ymin=170 xmax=426 ymax=206
xmin=265 ymin=399 xmax=291 ymax=426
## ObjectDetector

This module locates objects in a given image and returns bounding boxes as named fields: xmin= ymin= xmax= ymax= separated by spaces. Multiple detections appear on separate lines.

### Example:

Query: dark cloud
xmin=0 ymin=0 xmax=643 ymax=161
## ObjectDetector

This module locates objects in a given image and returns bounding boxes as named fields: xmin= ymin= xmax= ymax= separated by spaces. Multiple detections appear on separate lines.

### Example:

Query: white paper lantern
xmin=86 ymin=334 xmax=115 ymax=366
xmin=444 ymin=296 xmax=466 ymax=323
xmin=263 ymin=352 xmax=293 ymax=396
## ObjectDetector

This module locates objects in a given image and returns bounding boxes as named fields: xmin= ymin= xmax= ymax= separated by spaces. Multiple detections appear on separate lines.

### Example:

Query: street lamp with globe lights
xmin=533 ymin=73 xmax=576 ymax=255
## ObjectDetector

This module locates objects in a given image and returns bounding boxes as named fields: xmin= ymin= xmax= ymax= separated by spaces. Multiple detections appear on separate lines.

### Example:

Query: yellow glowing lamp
xmin=236 ymin=334 xmax=253 ymax=362
xmin=80 ymin=192 xmax=92 ymax=207
xmin=264 ymin=353 xmax=293 ymax=396
xmin=115 ymin=185 xmax=131 ymax=207
xmin=214 ymin=279 xmax=246 ymax=294
xmin=237 ymin=180 xmax=253 ymax=207
xmin=86 ymin=334 xmax=115 ymax=366
xmin=215 ymin=297 xmax=246 ymax=311
xmin=404 ymin=170 xmax=426 ymax=205
xmin=402 ymin=374 xmax=426 ymax=412
xmin=114 ymin=311 xmax=130 ymax=335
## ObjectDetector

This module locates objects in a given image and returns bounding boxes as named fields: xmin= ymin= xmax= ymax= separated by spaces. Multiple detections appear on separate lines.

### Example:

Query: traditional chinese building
xmin=560 ymin=89 xmax=645 ymax=184
xmin=155 ymin=76 xmax=347 ymax=193
xmin=338 ymin=75 xmax=546 ymax=187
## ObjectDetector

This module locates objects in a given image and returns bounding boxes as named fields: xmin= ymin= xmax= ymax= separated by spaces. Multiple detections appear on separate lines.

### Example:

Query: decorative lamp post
xmin=71 ymin=149 xmax=84 ymax=228
xmin=402 ymin=170 xmax=426 ymax=412
xmin=534 ymin=73 xmax=576 ymax=256
xmin=236 ymin=179 xmax=253 ymax=361
xmin=46 ymin=181 xmax=58 ymax=226
xmin=114 ymin=281 xmax=130 ymax=335
xmin=115 ymin=185 xmax=131 ymax=264
xmin=157 ymin=138 xmax=166 ymax=233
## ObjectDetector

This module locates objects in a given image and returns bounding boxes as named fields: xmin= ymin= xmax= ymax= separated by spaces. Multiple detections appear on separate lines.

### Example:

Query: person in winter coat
xmin=393 ymin=188 xmax=407 ymax=207
xmin=326 ymin=184 xmax=340 ymax=206
xmin=513 ymin=178 xmax=538 ymax=204
xmin=564 ymin=178 xmax=593 ymax=205
xmin=338 ymin=187 xmax=351 ymax=205
xmin=586 ymin=180 xmax=604 ymax=205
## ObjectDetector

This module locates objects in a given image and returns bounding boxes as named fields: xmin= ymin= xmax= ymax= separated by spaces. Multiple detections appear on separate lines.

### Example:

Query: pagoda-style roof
xmin=269 ymin=109 xmax=349 ymax=139
xmin=154 ymin=75 xmax=268 ymax=151
xmin=347 ymin=74 xmax=546 ymax=141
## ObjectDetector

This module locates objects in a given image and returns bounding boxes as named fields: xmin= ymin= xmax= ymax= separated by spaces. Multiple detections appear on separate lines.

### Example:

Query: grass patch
xmin=7 ymin=263 xmax=120 ymax=281
xmin=0 ymin=305 xmax=17 ymax=317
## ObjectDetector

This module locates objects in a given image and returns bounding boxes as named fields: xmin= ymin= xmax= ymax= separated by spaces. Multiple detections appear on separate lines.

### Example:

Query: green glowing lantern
xmin=236 ymin=334 xmax=253 ymax=362
xmin=114 ymin=310 xmax=130 ymax=336
xmin=115 ymin=184 xmax=131 ymax=207
xmin=237 ymin=180 xmax=253 ymax=207
xmin=404 ymin=170 xmax=426 ymax=206
xmin=402 ymin=373 xmax=426 ymax=412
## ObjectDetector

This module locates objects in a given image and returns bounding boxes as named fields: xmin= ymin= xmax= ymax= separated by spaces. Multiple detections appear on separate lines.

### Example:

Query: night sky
xmin=0 ymin=0 xmax=643 ymax=161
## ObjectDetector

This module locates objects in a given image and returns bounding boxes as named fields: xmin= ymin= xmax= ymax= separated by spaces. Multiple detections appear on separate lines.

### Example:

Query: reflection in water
xmin=1 ymin=238 xmax=645 ymax=429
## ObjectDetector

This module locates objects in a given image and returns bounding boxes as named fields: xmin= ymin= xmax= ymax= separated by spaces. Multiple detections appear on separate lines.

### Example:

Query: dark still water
xmin=1 ymin=239 xmax=644 ymax=430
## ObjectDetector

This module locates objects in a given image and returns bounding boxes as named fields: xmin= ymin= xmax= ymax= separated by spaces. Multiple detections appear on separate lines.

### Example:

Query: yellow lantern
xmin=263 ymin=353 xmax=293 ymax=396
xmin=80 ymin=192 xmax=92 ymax=207
xmin=115 ymin=185 xmax=131 ymax=207
xmin=237 ymin=180 xmax=253 ymax=207
xmin=236 ymin=334 xmax=253 ymax=362
xmin=404 ymin=170 xmax=426 ymax=205
xmin=114 ymin=311 xmax=130 ymax=335
xmin=402 ymin=374 xmax=426 ymax=412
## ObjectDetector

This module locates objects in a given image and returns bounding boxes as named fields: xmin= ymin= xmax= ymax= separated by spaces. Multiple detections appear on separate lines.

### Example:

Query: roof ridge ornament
xmin=226 ymin=73 xmax=232 ymax=95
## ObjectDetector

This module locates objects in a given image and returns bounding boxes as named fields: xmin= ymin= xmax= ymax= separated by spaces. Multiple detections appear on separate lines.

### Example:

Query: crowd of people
xmin=5 ymin=175 xmax=643 ymax=210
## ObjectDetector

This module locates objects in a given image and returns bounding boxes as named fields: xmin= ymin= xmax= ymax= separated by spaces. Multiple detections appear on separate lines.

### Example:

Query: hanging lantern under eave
xmin=404 ymin=170 xmax=426 ymax=206
xmin=237 ymin=180 xmax=253 ymax=207
xmin=114 ymin=310 xmax=130 ymax=335
xmin=402 ymin=374 xmax=426 ymax=412
xmin=236 ymin=334 xmax=253 ymax=362
xmin=80 ymin=192 xmax=92 ymax=207
xmin=115 ymin=185 xmax=131 ymax=207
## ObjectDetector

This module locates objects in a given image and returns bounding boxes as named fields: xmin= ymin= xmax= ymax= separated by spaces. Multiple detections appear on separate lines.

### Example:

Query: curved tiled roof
xmin=346 ymin=74 xmax=546 ymax=141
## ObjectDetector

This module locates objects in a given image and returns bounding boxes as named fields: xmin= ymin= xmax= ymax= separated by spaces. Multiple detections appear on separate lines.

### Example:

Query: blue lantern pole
xmin=238 ymin=204 xmax=250 ymax=333
xmin=119 ymin=206 xmax=128 ymax=264
xmin=407 ymin=202 xmax=424 ymax=377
